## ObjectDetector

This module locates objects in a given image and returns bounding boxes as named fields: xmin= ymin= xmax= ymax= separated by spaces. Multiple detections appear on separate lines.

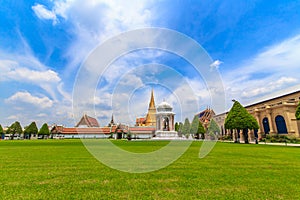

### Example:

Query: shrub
xmin=219 ymin=135 xmax=232 ymax=141
xmin=260 ymin=138 xmax=266 ymax=142
xmin=270 ymin=137 xmax=276 ymax=143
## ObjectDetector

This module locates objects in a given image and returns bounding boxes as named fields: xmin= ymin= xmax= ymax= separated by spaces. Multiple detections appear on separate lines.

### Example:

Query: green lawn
xmin=1 ymin=140 xmax=300 ymax=199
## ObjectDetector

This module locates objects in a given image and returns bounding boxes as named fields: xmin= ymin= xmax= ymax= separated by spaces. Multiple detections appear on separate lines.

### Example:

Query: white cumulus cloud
xmin=5 ymin=91 xmax=54 ymax=108
xmin=0 ymin=63 xmax=60 ymax=83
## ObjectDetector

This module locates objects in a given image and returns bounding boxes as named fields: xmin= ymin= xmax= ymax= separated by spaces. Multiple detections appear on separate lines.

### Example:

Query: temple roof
xmin=75 ymin=114 xmax=100 ymax=127
xmin=196 ymin=108 xmax=215 ymax=123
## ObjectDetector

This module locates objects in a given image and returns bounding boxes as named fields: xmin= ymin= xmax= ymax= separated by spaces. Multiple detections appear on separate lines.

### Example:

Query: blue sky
xmin=1 ymin=0 xmax=300 ymax=127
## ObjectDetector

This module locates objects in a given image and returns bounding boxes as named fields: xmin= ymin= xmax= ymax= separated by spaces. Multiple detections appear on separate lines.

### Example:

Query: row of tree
xmin=0 ymin=121 xmax=50 ymax=140
xmin=175 ymin=115 xmax=220 ymax=139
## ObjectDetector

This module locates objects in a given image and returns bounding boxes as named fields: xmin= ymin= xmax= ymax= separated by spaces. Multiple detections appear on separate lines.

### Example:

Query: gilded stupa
xmin=135 ymin=89 xmax=156 ymax=127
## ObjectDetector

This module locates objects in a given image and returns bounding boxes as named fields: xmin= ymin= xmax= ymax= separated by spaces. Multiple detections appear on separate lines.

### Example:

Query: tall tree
xmin=190 ymin=115 xmax=205 ymax=139
xmin=175 ymin=122 xmax=179 ymax=132
xmin=225 ymin=100 xmax=259 ymax=143
xmin=190 ymin=116 xmax=199 ymax=136
xmin=296 ymin=101 xmax=300 ymax=120
xmin=182 ymin=118 xmax=190 ymax=137
xmin=0 ymin=124 xmax=4 ymax=139
xmin=208 ymin=119 xmax=221 ymax=140
xmin=38 ymin=123 xmax=50 ymax=139
xmin=198 ymin=121 xmax=206 ymax=139
xmin=6 ymin=121 xmax=23 ymax=140
xmin=24 ymin=122 xmax=38 ymax=139
xmin=177 ymin=122 xmax=183 ymax=137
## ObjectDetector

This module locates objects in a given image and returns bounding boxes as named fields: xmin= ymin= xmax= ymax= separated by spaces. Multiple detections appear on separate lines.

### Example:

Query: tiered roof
xmin=196 ymin=108 xmax=215 ymax=124
xmin=75 ymin=114 xmax=100 ymax=127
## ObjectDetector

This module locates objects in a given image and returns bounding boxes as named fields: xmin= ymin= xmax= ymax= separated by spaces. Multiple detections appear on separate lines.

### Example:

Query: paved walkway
xmin=221 ymin=140 xmax=300 ymax=147
xmin=258 ymin=142 xmax=300 ymax=147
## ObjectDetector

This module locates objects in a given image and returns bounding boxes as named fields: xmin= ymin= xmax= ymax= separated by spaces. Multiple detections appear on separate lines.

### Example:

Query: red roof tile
xmin=61 ymin=127 xmax=111 ymax=134
xmin=75 ymin=114 xmax=100 ymax=127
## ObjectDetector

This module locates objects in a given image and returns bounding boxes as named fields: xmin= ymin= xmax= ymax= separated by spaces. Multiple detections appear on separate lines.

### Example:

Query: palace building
xmin=213 ymin=90 xmax=300 ymax=141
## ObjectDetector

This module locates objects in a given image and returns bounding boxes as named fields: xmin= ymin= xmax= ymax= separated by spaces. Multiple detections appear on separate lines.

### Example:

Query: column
xmin=266 ymin=106 xmax=275 ymax=134
xmin=254 ymin=109 xmax=262 ymax=139
xmin=233 ymin=129 xmax=237 ymax=142
xmin=161 ymin=116 xmax=164 ymax=131
xmin=282 ymin=103 xmax=294 ymax=134
xmin=248 ymin=129 xmax=253 ymax=142
xmin=239 ymin=129 xmax=244 ymax=143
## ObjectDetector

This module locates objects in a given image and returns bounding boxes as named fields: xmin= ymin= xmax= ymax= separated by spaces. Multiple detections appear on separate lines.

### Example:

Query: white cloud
xmin=0 ymin=58 xmax=62 ymax=100
xmin=276 ymin=76 xmax=297 ymax=85
xmin=32 ymin=4 xmax=58 ymax=25
xmin=241 ymin=76 xmax=297 ymax=98
xmin=0 ymin=61 xmax=60 ymax=83
xmin=210 ymin=60 xmax=223 ymax=69
xmin=7 ymin=115 xmax=19 ymax=120
xmin=5 ymin=91 xmax=54 ymax=108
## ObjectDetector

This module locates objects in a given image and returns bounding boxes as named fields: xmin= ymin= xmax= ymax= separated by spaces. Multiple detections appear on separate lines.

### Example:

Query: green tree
xmin=182 ymin=118 xmax=190 ymax=138
xmin=208 ymin=119 xmax=221 ymax=140
xmin=38 ymin=123 xmax=50 ymax=139
xmin=177 ymin=122 xmax=183 ymax=137
xmin=127 ymin=130 xmax=132 ymax=141
xmin=225 ymin=100 xmax=259 ymax=143
xmin=296 ymin=101 xmax=300 ymax=120
xmin=24 ymin=122 xmax=38 ymax=139
xmin=175 ymin=122 xmax=179 ymax=132
xmin=6 ymin=121 xmax=23 ymax=140
xmin=190 ymin=115 xmax=205 ymax=139
xmin=0 ymin=124 xmax=4 ymax=139
xmin=190 ymin=116 xmax=199 ymax=136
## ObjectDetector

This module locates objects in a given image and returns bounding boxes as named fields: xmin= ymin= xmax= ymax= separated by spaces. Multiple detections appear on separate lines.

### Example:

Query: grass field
xmin=1 ymin=140 xmax=300 ymax=199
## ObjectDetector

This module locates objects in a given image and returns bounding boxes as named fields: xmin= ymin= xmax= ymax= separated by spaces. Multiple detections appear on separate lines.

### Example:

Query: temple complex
xmin=50 ymin=89 xmax=300 ymax=141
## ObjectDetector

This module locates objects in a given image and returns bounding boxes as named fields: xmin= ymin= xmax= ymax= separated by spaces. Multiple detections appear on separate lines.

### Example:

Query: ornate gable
xmin=75 ymin=114 xmax=100 ymax=127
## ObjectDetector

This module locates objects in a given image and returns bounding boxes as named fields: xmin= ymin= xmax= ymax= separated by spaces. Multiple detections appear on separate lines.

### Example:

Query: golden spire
xmin=149 ymin=88 xmax=156 ymax=109
xmin=145 ymin=88 xmax=156 ymax=126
